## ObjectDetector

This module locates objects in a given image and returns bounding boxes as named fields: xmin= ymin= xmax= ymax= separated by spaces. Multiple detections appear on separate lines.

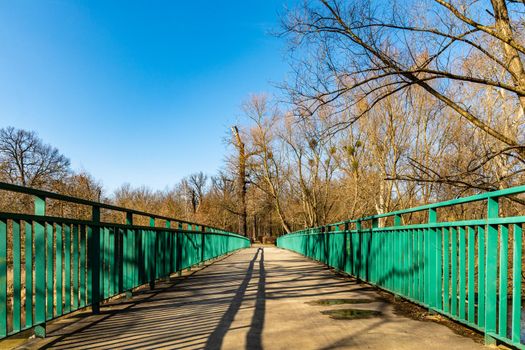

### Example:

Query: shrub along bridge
xmin=0 ymin=182 xmax=524 ymax=349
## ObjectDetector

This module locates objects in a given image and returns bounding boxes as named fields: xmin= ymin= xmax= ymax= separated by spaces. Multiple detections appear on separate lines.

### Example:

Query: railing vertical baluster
xmin=138 ymin=228 xmax=144 ymax=284
xmin=64 ymin=224 xmax=71 ymax=313
xmin=13 ymin=220 xmax=21 ymax=332
xmin=458 ymin=227 xmax=466 ymax=320
xmin=410 ymin=229 xmax=415 ymax=298
xmin=418 ymin=228 xmax=424 ymax=301
xmin=467 ymin=226 xmax=475 ymax=323
xmin=436 ymin=222 xmax=443 ymax=311
xmin=103 ymin=227 xmax=109 ymax=299
xmin=477 ymin=225 xmax=485 ymax=328
xmin=46 ymin=222 xmax=53 ymax=321
xmin=450 ymin=227 xmax=458 ymax=316
xmin=72 ymin=225 xmax=79 ymax=310
xmin=428 ymin=208 xmax=437 ymax=309
xmin=109 ymin=227 xmax=116 ymax=297
xmin=25 ymin=220 xmax=33 ymax=328
xmin=498 ymin=224 xmax=508 ymax=337
xmin=443 ymin=228 xmax=449 ymax=313
xmin=511 ymin=224 xmax=522 ymax=343
xmin=55 ymin=224 xmax=63 ymax=316
xmin=79 ymin=225 xmax=86 ymax=307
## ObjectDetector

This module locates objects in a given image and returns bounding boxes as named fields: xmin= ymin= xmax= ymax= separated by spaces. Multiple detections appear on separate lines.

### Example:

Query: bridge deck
xmin=19 ymin=246 xmax=485 ymax=350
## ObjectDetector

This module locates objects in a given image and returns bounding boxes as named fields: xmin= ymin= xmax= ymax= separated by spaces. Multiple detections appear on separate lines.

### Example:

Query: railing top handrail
xmin=288 ymin=184 xmax=525 ymax=232
xmin=0 ymin=181 xmax=227 ymax=232
xmin=356 ymin=184 xmax=525 ymax=221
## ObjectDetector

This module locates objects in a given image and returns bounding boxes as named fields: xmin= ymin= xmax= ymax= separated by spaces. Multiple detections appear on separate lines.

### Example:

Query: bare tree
xmin=180 ymin=172 xmax=208 ymax=215
xmin=0 ymin=126 xmax=70 ymax=187
xmin=243 ymin=95 xmax=293 ymax=233
xmin=282 ymin=0 xmax=525 ymax=156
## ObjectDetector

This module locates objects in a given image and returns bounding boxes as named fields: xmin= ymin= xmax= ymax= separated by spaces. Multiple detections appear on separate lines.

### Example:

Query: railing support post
xmin=187 ymin=224 xmax=192 ymax=271
xmin=124 ymin=212 xmax=133 ymax=296
xmin=165 ymin=220 xmax=171 ymax=280
xmin=89 ymin=206 xmax=101 ymax=315
xmin=177 ymin=222 xmax=183 ymax=276
xmin=325 ymin=225 xmax=330 ymax=265
xmin=371 ymin=218 xmax=378 ymax=283
xmin=356 ymin=220 xmax=362 ymax=279
xmin=427 ymin=209 xmax=437 ymax=309
xmin=343 ymin=222 xmax=349 ymax=273
xmin=485 ymin=196 xmax=499 ymax=346
xmin=149 ymin=217 xmax=156 ymax=290
xmin=33 ymin=196 xmax=46 ymax=338
xmin=394 ymin=214 xmax=401 ymax=227
xmin=201 ymin=226 xmax=206 ymax=266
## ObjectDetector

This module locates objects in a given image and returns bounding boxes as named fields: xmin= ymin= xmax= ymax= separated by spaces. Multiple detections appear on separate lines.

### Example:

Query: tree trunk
xmin=232 ymin=126 xmax=248 ymax=237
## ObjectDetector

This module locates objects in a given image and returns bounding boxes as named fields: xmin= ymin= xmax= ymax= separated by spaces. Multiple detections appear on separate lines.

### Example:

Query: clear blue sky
xmin=0 ymin=1 xmax=292 ymax=193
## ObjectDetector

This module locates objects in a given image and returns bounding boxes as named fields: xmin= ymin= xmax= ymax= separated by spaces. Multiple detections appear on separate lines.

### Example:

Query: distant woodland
xmin=2 ymin=0 xmax=525 ymax=239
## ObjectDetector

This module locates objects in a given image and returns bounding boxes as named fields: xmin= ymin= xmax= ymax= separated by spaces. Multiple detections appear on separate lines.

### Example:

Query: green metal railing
xmin=277 ymin=185 xmax=525 ymax=349
xmin=0 ymin=182 xmax=250 ymax=339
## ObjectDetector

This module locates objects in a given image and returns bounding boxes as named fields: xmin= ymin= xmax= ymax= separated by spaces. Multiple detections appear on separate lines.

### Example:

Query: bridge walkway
xmin=18 ymin=246 xmax=485 ymax=350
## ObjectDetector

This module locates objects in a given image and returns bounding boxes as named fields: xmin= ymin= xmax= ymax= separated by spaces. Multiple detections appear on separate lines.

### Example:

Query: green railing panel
xmin=277 ymin=185 xmax=525 ymax=349
xmin=0 ymin=182 xmax=250 ymax=340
